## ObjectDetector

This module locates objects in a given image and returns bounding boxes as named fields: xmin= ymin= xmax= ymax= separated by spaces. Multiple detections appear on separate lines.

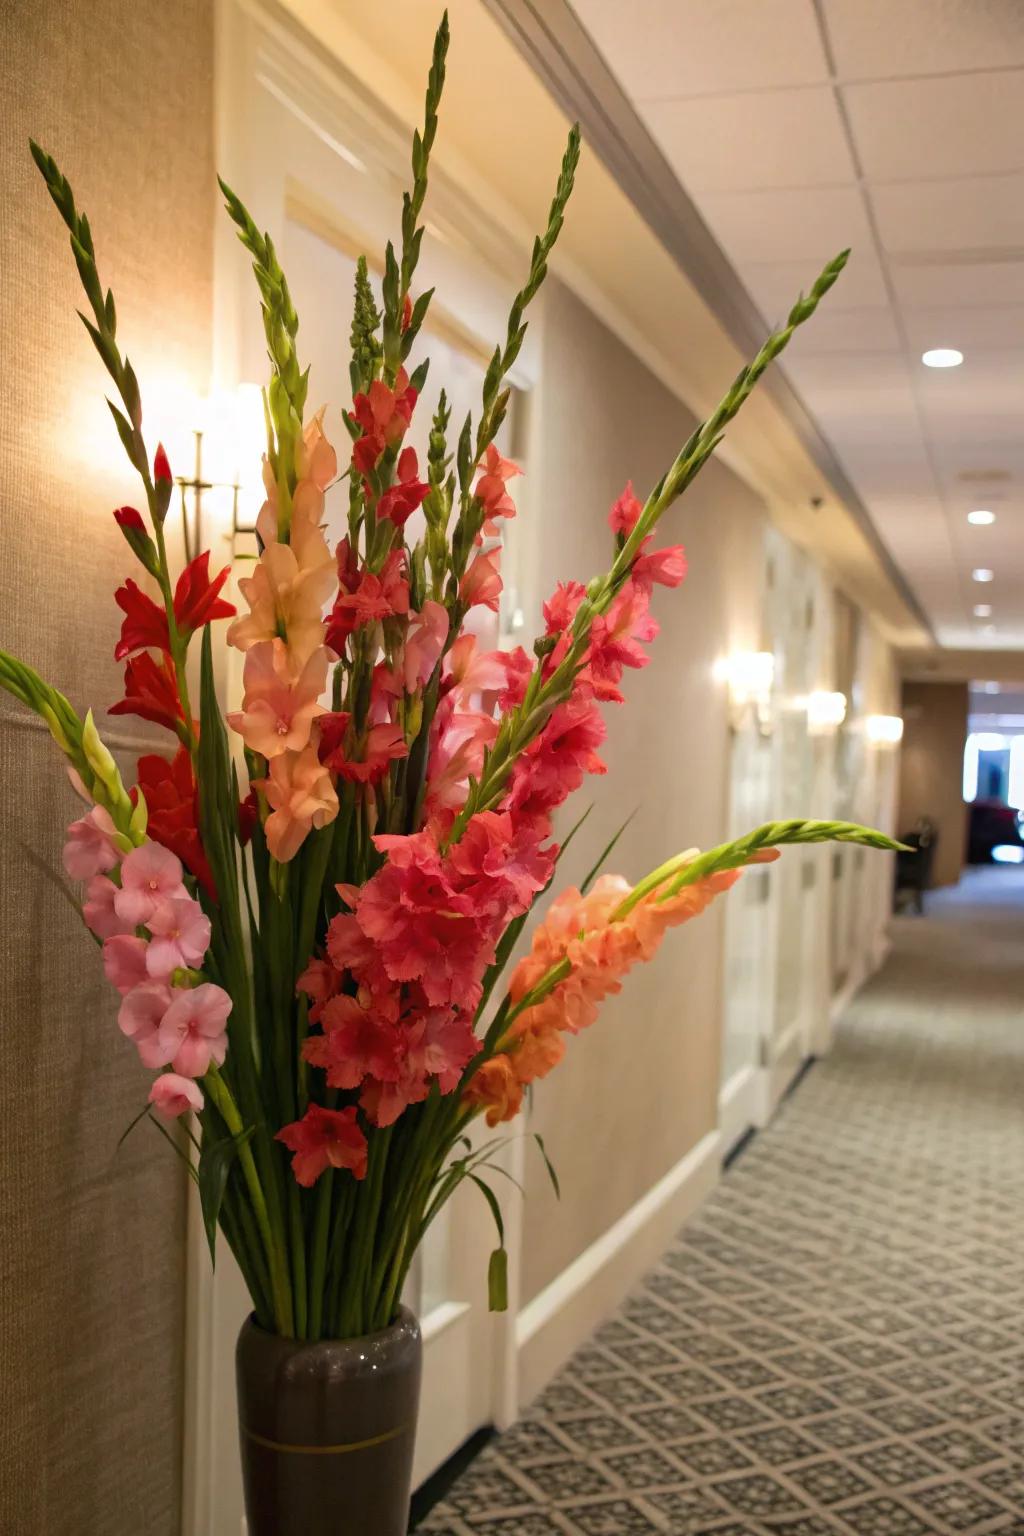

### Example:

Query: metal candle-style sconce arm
xmin=176 ymin=427 xmax=260 ymax=562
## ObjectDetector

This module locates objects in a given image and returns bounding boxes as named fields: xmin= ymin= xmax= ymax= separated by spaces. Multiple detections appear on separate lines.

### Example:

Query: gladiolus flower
xmin=459 ymin=549 xmax=502 ymax=612
xmin=102 ymin=934 xmax=150 ymax=995
xmin=325 ymin=549 xmax=410 ymax=650
xmin=113 ymin=506 xmax=146 ymax=533
xmin=296 ymin=409 xmax=338 ymax=492
xmin=83 ymin=875 xmax=134 ymax=940
xmin=376 ymin=447 xmax=429 ymax=526
xmin=110 ymin=652 xmax=185 ymax=734
xmin=113 ymin=579 xmax=170 ymax=660
xmin=304 ymin=994 xmax=403 ymax=1089
xmin=136 ymin=748 xmax=215 ymax=899
xmin=228 ymin=640 xmax=328 ymax=758
xmin=474 ymin=443 xmax=520 ymax=533
xmin=258 ymin=745 xmax=339 ymax=863
xmin=632 ymin=544 xmax=687 ymax=592
xmin=114 ymin=841 xmax=188 ymax=926
xmin=608 ymin=480 xmax=643 ymax=537
xmin=118 ymin=980 xmax=174 ymax=1067
xmin=153 ymin=443 xmax=172 ymax=483
xmin=63 ymin=805 xmax=120 ymax=880
xmin=173 ymin=550 xmax=236 ymax=637
xmin=276 ymin=1104 xmax=368 ymax=1187
xmin=149 ymin=1073 xmax=204 ymax=1119
xmin=145 ymin=895 xmax=212 ymax=977
xmin=228 ymin=541 xmax=335 ymax=670
xmin=351 ymin=370 xmax=417 ymax=475
xmin=320 ymin=717 xmax=408 ymax=784
xmin=399 ymin=601 xmax=449 ymax=692
xmin=157 ymin=982 xmax=232 ymax=1077
xmin=464 ymin=1057 xmax=523 ymax=1127
xmin=295 ymin=956 xmax=340 ymax=1025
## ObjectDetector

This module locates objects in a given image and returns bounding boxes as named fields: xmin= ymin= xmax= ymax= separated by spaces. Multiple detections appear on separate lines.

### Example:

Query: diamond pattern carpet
xmin=418 ymin=868 xmax=1024 ymax=1533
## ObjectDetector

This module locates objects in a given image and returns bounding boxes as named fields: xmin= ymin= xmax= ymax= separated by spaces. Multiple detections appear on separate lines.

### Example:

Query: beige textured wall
xmin=0 ymin=3 xmax=213 ymax=1531
xmin=520 ymin=280 xmax=767 ymax=1304
xmin=898 ymin=681 xmax=968 ymax=888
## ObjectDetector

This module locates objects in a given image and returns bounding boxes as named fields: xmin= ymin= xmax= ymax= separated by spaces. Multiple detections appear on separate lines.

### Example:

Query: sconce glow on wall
xmin=806 ymin=690 xmax=847 ymax=736
xmin=149 ymin=383 xmax=267 ymax=556
xmin=866 ymin=714 xmax=904 ymax=746
xmin=716 ymin=651 xmax=774 ymax=734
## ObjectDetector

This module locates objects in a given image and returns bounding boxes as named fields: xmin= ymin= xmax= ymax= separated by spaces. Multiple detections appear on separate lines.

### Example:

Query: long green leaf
xmin=469 ymin=1173 xmax=508 ymax=1313
xmin=580 ymin=808 xmax=638 ymax=895
xmin=199 ymin=1126 xmax=255 ymax=1267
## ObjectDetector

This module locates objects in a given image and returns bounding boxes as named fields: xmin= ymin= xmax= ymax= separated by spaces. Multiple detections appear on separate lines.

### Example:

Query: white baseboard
xmin=718 ymin=1064 xmax=760 ymax=1156
xmin=514 ymin=1128 xmax=721 ymax=1407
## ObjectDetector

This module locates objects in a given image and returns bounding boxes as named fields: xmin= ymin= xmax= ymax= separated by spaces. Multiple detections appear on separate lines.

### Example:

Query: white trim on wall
xmin=515 ymin=1129 xmax=721 ymax=1407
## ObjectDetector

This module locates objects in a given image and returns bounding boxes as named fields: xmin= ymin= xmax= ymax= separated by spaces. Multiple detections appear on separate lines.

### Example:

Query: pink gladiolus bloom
xmin=276 ymin=1104 xmax=368 ymax=1186
xmin=400 ymin=601 xmax=449 ymax=692
xmin=445 ymin=635 xmax=509 ymax=702
xmin=459 ymin=549 xmax=502 ymax=612
xmin=227 ymin=639 xmax=328 ymax=758
xmin=608 ymin=480 xmax=643 ymax=536
xmin=114 ymin=842 xmax=187 ymax=926
xmin=83 ymin=875 xmax=134 ymax=940
xmin=149 ymin=1072 xmax=204 ymax=1119
xmin=118 ymin=980 xmax=174 ymax=1068
xmin=145 ymin=895 xmax=212 ymax=978
xmin=295 ymin=956 xmax=340 ymax=1025
xmin=63 ymin=806 xmax=121 ymax=881
xmin=474 ymin=443 xmax=521 ymax=533
xmin=360 ymin=1061 xmax=431 ymax=1128
xmin=157 ymin=983 xmax=232 ymax=1077
xmin=102 ymin=934 xmax=150 ymax=995
xmin=258 ymin=745 xmax=339 ymax=863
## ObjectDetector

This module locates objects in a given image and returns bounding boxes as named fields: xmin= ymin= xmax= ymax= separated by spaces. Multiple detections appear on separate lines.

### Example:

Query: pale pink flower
xmin=257 ymin=745 xmax=339 ymax=863
xmin=118 ymin=981 xmax=174 ymax=1067
xmin=157 ymin=983 xmax=232 ymax=1077
xmin=459 ymin=550 xmax=502 ymax=612
xmin=149 ymin=1072 xmax=204 ymax=1119
xmin=63 ymin=806 xmax=120 ymax=881
xmin=145 ymin=896 xmax=212 ymax=978
xmin=115 ymin=842 xmax=187 ymax=926
xmin=83 ymin=875 xmax=134 ymax=940
xmin=228 ymin=639 xmax=328 ymax=758
xmin=400 ymin=601 xmax=449 ymax=692
xmin=102 ymin=934 xmax=150 ymax=995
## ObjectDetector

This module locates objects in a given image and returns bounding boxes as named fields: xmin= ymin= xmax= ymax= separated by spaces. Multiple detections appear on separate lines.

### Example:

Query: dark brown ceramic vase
xmin=236 ymin=1307 xmax=422 ymax=1536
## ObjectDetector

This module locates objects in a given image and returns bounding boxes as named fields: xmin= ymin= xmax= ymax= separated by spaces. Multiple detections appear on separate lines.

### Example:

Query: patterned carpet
xmin=418 ymin=867 xmax=1024 ymax=1534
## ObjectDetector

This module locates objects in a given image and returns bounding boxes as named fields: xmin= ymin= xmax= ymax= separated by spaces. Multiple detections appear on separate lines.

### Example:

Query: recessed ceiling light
xmin=972 ymin=568 xmax=994 ymax=583
xmin=974 ymin=604 xmax=993 ymax=618
xmin=967 ymin=509 xmax=996 ymax=525
xmin=922 ymin=347 xmax=964 ymax=368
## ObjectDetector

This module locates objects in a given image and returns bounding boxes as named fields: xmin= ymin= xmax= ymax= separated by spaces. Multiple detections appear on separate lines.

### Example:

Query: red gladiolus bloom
xmin=113 ymin=506 xmax=146 ymax=533
xmin=136 ymin=747 xmax=216 ymax=899
xmin=173 ymin=550 xmax=236 ymax=636
xmin=153 ymin=443 xmax=173 ymax=483
xmin=276 ymin=1104 xmax=368 ymax=1187
xmin=237 ymin=786 xmax=259 ymax=847
xmin=350 ymin=369 xmax=417 ymax=474
xmin=114 ymin=579 xmax=170 ymax=660
xmin=325 ymin=549 xmax=410 ymax=651
xmin=110 ymin=652 xmax=184 ymax=734
xmin=376 ymin=448 xmax=429 ymax=527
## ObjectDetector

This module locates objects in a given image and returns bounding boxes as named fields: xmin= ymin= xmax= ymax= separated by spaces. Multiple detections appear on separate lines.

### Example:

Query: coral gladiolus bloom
xmin=276 ymin=1104 xmax=369 ymax=1186
xmin=63 ymin=805 xmax=120 ymax=880
xmin=114 ymin=842 xmax=187 ymax=926
xmin=228 ymin=640 xmax=328 ymax=758
xmin=149 ymin=1072 xmax=204 ymax=1119
xmin=464 ymin=1057 xmax=523 ymax=1128
xmin=474 ymin=443 xmax=520 ymax=534
xmin=258 ymin=745 xmax=339 ymax=862
xmin=459 ymin=549 xmax=503 ymax=612
xmin=157 ymin=982 xmax=232 ymax=1076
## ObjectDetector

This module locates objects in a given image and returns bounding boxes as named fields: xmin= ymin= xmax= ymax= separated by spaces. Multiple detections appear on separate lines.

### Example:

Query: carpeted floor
xmin=418 ymin=867 xmax=1024 ymax=1534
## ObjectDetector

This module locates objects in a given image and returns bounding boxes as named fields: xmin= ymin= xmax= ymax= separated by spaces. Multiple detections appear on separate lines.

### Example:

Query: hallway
xmin=419 ymin=868 xmax=1024 ymax=1535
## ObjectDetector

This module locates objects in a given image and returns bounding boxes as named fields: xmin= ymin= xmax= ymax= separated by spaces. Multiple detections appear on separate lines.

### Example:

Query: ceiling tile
xmin=902 ymin=306 xmax=1024 ymax=353
xmin=744 ymin=252 xmax=890 ymax=315
xmin=782 ymin=351 xmax=919 ymax=423
xmin=891 ymin=261 xmax=1024 ymax=310
xmin=644 ymin=86 xmax=855 ymax=192
xmin=701 ymin=186 xmax=871 ymax=264
xmin=822 ymin=0 xmax=1024 ymax=79
xmin=785 ymin=306 xmax=902 ymax=355
xmin=843 ymin=72 xmax=1024 ymax=183
xmin=871 ymin=174 xmax=1024 ymax=255
xmin=573 ymin=0 xmax=829 ymax=101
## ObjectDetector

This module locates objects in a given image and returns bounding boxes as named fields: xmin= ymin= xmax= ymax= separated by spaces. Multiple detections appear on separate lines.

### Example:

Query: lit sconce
xmin=150 ymin=384 xmax=267 ymax=557
xmin=716 ymin=651 xmax=775 ymax=734
xmin=866 ymin=714 xmax=904 ymax=746
xmin=806 ymin=690 xmax=847 ymax=736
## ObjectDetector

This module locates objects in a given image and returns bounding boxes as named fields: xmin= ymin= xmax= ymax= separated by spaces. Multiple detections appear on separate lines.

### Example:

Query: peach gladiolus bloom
xmin=258 ymin=745 xmax=339 ymax=863
xmin=228 ymin=540 xmax=335 ymax=669
xmin=228 ymin=639 xmax=328 ymax=758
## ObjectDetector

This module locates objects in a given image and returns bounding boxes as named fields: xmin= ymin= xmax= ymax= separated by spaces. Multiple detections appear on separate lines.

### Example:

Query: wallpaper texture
xmin=0 ymin=1 xmax=214 ymax=1530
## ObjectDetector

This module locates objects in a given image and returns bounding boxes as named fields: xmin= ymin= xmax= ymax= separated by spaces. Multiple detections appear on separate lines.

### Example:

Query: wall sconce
xmin=866 ymin=714 xmax=904 ymax=746
xmin=164 ymin=385 xmax=267 ymax=557
xmin=806 ymin=690 xmax=847 ymax=736
xmin=717 ymin=651 xmax=775 ymax=734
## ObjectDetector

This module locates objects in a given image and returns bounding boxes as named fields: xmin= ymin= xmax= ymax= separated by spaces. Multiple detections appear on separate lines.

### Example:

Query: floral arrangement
xmin=2 ymin=16 xmax=897 ymax=1342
